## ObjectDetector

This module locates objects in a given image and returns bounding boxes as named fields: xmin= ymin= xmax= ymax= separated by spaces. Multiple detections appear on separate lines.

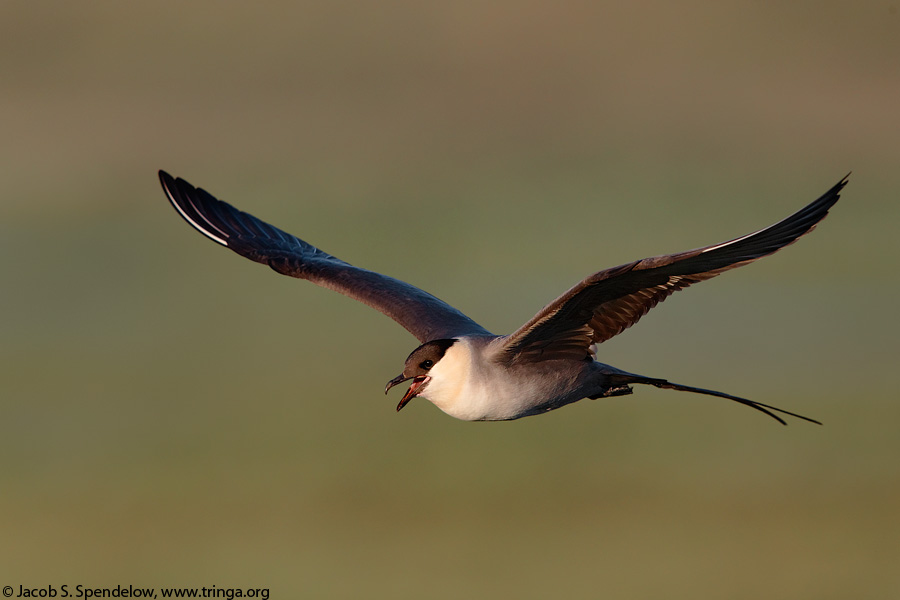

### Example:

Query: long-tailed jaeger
xmin=159 ymin=171 xmax=847 ymax=425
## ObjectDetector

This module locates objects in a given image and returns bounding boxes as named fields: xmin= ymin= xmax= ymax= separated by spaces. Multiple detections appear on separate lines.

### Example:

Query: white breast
xmin=419 ymin=338 xmax=556 ymax=421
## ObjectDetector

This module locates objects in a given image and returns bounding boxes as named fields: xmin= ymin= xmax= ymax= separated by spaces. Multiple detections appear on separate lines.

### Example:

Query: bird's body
xmin=160 ymin=171 xmax=847 ymax=425
xmin=415 ymin=336 xmax=585 ymax=421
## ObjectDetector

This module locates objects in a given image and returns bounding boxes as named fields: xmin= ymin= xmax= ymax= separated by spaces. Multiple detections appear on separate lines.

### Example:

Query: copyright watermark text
xmin=2 ymin=585 xmax=269 ymax=599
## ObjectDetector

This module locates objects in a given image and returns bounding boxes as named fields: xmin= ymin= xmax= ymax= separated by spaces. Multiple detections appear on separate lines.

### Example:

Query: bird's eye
xmin=420 ymin=359 xmax=434 ymax=369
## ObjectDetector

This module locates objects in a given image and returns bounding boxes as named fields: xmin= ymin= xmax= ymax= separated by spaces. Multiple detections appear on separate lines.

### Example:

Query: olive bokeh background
xmin=2 ymin=2 xmax=898 ymax=598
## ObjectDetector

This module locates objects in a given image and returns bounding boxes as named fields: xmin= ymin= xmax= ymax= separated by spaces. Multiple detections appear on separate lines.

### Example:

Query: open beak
xmin=384 ymin=374 xmax=431 ymax=412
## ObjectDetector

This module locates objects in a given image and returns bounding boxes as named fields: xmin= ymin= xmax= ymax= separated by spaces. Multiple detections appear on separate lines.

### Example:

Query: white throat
xmin=415 ymin=337 xmax=548 ymax=421
xmin=417 ymin=339 xmax=474 ymax=419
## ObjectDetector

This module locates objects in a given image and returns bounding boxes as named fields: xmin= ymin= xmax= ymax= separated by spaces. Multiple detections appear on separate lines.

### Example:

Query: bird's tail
xmin=603 ymin=372 xmax=821 ymax=426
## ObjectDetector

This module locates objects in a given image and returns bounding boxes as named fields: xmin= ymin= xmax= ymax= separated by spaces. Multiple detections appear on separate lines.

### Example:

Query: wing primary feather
xmin=159 ymin=170 xmax=492 ymax=342
xmin=159 ymin=171 xmax=229 ymax=246
xmin=497 ymin=175 xmax=848 ymax=362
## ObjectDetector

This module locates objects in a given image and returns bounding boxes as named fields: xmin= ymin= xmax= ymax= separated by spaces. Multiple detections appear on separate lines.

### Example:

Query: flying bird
xmin=159 ymin=171 xmax=847 ymax=425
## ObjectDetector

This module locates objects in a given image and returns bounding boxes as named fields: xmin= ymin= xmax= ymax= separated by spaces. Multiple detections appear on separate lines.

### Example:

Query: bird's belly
xmin=428 ymin=369 xmax=585 ymax=421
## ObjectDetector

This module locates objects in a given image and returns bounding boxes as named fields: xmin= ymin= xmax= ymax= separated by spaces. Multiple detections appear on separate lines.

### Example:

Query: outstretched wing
xmin=495 ymin=175 xmax=848 ymax=363
xmin=159 ymin=171 xmax=492 ymax=343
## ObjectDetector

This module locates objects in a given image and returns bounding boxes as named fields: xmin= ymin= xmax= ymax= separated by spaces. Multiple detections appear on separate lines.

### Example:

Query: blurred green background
xmin=2 ymin=1 xmax=898 ymax=598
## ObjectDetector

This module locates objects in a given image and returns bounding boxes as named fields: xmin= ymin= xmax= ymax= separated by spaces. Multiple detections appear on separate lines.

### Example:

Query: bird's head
xmin=384 ymin=339 xmax=458 ymax=411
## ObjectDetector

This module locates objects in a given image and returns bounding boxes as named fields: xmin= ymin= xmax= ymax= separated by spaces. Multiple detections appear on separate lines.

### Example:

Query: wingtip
xmin=158 ymin=170 xmax=230 ymax=246
xmin=831 ymin=172 xmax=851 ymax=195
xmin=158 ymin=169 xmax=175 ymax=196
xmin=799 ymin=173 xmax=848 ymax=222
xmin=158 ymin=170 xmax=180 ymax=196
